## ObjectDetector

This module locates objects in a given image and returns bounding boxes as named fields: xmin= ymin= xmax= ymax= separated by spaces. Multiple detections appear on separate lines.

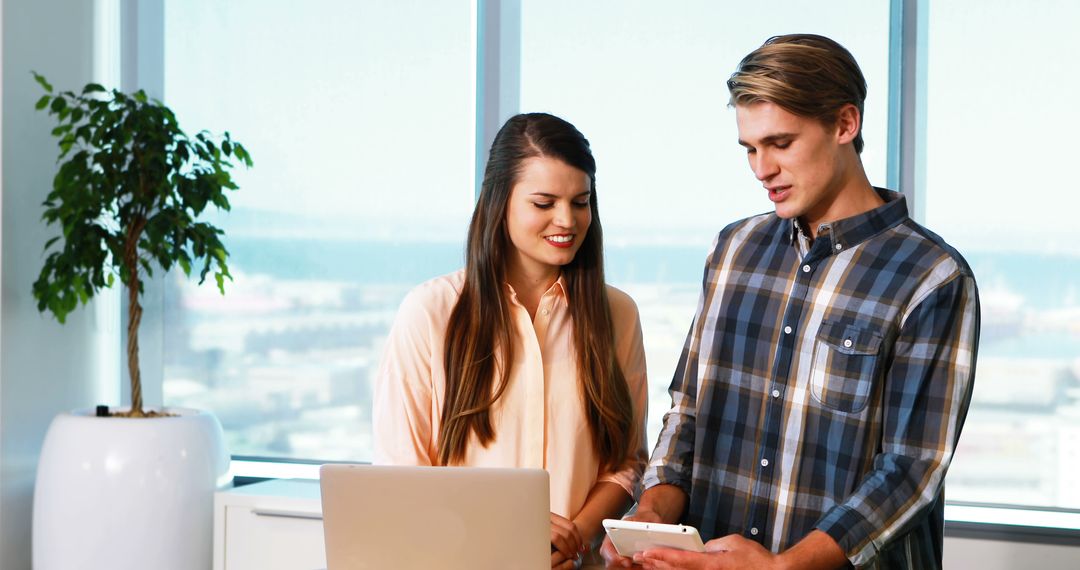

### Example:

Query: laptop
xmin=319 ymin=464 xmax=550 ymax=569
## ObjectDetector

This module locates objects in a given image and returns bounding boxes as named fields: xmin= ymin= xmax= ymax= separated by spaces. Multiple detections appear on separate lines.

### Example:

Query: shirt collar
xmin=504 ymin=274 xmax=570 ymax=308
xmin=786 ymin=188 xmax=908 ymax=251
xmin=550 ymin=275 xmax=569 ymax=306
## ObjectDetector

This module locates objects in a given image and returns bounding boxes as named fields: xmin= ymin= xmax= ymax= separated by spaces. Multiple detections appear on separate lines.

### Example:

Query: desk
xmin=214 ymin=479 xmax=325 ymax=570
xmin=215 ymin=479 xmax=607 ymax=569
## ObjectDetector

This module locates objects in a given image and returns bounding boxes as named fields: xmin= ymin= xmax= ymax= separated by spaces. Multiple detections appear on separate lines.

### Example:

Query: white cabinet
xmin=213 ymin=479 xmax=326 ymax=570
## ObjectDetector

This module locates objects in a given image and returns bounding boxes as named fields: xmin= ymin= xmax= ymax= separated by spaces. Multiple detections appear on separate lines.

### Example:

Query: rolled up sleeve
xmin=814 ymin=274 xmax=980 ymax=566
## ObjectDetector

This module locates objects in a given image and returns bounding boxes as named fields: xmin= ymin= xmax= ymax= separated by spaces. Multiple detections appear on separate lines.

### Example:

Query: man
xmin=602 ymin=34 xmax=979 ymax=569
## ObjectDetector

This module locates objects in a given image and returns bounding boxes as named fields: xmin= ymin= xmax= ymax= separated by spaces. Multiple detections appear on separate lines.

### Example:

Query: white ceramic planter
xmin=32 ymin=407 xmax=230 ymax=570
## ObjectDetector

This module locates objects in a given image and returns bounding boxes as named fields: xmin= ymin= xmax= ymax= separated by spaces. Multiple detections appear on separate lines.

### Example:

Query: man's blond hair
xmin=727 ymin=34 xmax=868 ymax=153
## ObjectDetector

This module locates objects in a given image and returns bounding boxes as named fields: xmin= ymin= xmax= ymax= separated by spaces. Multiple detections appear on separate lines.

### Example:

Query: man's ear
xmin=835 ymin=103 xmax=861 ymax=146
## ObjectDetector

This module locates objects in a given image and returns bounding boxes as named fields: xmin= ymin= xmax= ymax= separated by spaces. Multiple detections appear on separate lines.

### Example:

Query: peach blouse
xmin=373 ymin=270 xmax=648 ymax=519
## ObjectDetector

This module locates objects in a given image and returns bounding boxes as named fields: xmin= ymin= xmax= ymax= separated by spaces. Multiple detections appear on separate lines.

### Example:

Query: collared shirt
xmin=374 ymin=269 xmax=649 ymax=519
xmin=644 ymin=189 xmax=980 ymax=568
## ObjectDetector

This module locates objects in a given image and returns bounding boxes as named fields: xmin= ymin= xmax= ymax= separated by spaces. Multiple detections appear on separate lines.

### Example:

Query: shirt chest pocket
xmin=809 ymin=321 xmax=883 ymax=413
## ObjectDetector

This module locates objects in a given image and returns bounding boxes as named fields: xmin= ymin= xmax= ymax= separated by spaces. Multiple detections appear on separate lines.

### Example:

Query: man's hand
xmin=550 ymin=512 xmax=584 ymax=568
xmin=634 ymin=548 xmax=722 ymax=570
xmin=637 ymin=529 xmax=848 ymax=570
xmin=635 ymin=534 xmax=780 ymax=570
xmin=599 ymin=508 xmax=664 ymax=568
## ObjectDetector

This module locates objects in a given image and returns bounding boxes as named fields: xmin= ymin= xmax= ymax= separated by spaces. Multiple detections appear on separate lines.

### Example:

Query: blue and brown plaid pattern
xmin=644 ymin=189 xmax=980 ymax=568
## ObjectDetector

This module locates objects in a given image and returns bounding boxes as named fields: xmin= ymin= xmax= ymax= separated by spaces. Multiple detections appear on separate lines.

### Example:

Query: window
xmin=924 ymin=0 xmax=1080 ymax=510
xmin=160 ymin=0 xmax=475 ymax=461
xmin=519 ymin=0 xmax=891 ymax=445
xmin=147 ymin=1 xmax=1080 ymax=530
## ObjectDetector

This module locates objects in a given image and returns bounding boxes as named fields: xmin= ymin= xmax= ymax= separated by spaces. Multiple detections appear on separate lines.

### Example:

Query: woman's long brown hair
xmin=437 ymin=113 xmax=636 ymax=472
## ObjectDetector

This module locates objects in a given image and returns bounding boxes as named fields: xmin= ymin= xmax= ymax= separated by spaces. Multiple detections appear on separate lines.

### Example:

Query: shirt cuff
xmin=814 ymin=504 xmax=877 ymax=566
xmin=641 ymin=464 xmax=692 ymax=498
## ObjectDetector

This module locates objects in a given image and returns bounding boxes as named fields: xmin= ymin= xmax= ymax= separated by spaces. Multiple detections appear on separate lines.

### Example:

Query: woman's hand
xmin=550 ymin=512 xmax=585 ymax=568
xmin=599 ymin=508 xmax=664 ymax=568
xmin=551 ymin=548 xmax=580 ymax=570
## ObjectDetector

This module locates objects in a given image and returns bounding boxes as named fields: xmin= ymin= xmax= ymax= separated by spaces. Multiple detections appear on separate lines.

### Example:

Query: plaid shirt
xmin=644 ymin=189 xmax=980 ymax=568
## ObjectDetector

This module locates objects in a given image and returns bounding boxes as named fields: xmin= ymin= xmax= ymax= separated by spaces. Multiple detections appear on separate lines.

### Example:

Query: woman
xmin=373 ymin=112 xmax=648 ymax=569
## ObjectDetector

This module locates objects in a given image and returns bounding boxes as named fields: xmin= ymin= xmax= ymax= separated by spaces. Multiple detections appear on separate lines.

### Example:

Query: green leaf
xmin=63 ymin=290 xmax=78 ymax=313
xmin=32 ymin=71 xmax=53 ymax=93
xmin=35 ymin=95 xmax=51 ymax=110
xmin=236 ymin=145 xmax=253 ymax=167
xmin=31 ymin=78 xmax=250 ymax=325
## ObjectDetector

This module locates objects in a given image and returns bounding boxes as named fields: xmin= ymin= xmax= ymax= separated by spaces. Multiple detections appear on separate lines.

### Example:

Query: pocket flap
xmin=816 ymin=320 xmax=882 ymax=355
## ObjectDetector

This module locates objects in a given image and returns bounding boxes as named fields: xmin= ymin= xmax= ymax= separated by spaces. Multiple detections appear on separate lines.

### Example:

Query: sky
xmin=164 ymin=0 xmax=1079 ymax=256
xmin=165 ymin=0 xmax=475 ymax=237
xmin=923 ymin=0 xmax=1080 ymax=254
xmin=518 ymin=0 xmax=890 ymax=248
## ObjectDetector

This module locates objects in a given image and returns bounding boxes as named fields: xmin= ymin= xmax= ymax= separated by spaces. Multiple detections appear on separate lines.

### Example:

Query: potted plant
xmin=29 ymin=72 xmax=252 ymax=570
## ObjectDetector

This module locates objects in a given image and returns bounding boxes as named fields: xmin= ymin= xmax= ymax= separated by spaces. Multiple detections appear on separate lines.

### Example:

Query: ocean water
xmin=223 ymin=237 xmax=715 ymax=287
xmin=223 ymin=237 xmax=1080 ymax=309
xmin=215 ymin=237 xmax=1080 ymax=361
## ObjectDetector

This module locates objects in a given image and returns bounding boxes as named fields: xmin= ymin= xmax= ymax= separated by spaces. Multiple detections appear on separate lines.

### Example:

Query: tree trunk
xmin=124 ymin=215 xmax=147 ymax=418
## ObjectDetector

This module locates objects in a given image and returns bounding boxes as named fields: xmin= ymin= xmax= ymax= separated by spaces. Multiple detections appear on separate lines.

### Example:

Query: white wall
xmin=945 ymin=536 xmax=1080 ymax=569
xmin=1 ymin=0 xmax=104 ymax=567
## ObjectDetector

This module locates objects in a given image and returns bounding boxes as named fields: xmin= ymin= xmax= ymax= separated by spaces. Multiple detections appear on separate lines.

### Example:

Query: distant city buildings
xmin=162 ymin=243 xmax=1080 ymax=509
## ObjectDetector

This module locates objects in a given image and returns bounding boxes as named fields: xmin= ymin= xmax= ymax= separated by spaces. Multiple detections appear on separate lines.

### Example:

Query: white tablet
xmin=602 ymin=518 xmax=706 ymax=557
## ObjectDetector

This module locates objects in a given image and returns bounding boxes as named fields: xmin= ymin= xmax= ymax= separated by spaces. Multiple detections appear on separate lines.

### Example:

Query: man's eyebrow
xmin=738 ymin=133 xmax=797 ymax=147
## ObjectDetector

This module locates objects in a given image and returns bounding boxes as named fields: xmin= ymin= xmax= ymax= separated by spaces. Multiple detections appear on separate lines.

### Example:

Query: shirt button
xmin=750 ymin=527 xmax=759 ymax=536
xmin=783 ymin=325 xmax=792 ymax=334
xmin=541 ymin=309 xmax=549 ymax=316
xmin=760 ymin=458 xmax=769 ymax=467
xmin=772 ymin=389 xmax=781 ymax=398
xmin=843 ymin=338 xmax=853 ymax=348
xmin=802 ymin=264 xmax=811 ymax=273
xmin=834 ymin=243 xmax=843 ymax=251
